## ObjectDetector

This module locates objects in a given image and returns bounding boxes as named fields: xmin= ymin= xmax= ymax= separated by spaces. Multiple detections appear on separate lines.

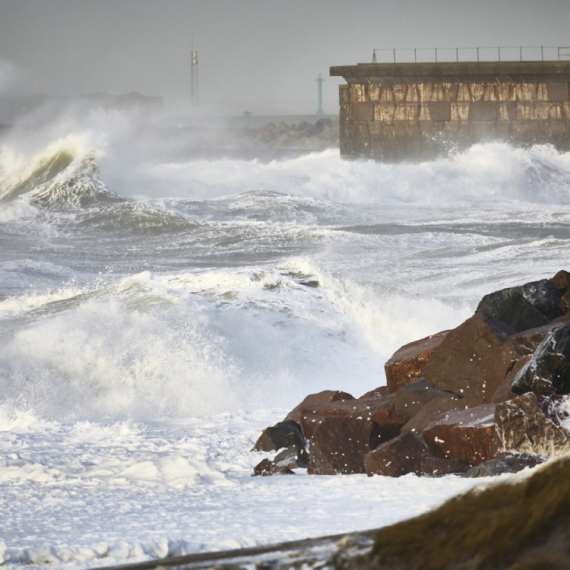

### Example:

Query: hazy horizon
xmin=1 ymin=0 xmax=570 ymax=116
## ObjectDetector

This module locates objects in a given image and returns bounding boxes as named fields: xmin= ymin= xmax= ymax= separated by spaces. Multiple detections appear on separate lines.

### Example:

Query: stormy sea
xmin=2 ymin=112 xmax=570 ymax=568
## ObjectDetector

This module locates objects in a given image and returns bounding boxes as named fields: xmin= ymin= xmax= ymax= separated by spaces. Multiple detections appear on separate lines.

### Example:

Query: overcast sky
xmin=1 ymin=0 xmax=570 ymax=115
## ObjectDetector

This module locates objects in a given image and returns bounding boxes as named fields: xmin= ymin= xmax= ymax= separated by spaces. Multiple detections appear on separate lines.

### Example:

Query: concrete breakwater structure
xmin=330 ymin=55 xmax=570 ymax=161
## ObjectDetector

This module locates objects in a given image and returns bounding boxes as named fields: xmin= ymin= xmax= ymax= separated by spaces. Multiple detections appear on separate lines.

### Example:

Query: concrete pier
xmin=330 ymin=61 xmax=570 ymax=161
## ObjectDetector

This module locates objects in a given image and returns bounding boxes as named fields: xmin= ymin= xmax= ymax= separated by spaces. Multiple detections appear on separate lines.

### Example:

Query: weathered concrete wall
xmin=330 ymin=61 xmax=570 ymax=161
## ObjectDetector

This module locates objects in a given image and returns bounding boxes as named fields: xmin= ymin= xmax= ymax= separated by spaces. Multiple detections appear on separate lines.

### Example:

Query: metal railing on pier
xmin=371 ymin=46 xmax=570 ymax=64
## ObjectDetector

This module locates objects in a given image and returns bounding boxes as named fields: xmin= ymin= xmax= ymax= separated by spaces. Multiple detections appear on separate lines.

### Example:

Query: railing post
xmin=520 ymin=46 xmax=522 ymax=61
xmin=498 ymin=47 xmax=500 ymax=62
xmin=541 ymin=46 xmax=544 ymax=62
xmin=414 ymin=48 xmax=417 ymax=63
xmin=372 ymin=49 xmax=377 ymax=64
xmin=393 ymin=48 xmax=396 ymax=64
xmin=456 ymin=47 xmax=458 ymax=62
xmin=435 ymin=48 xmax=438 ymax=63
xmin=477 ymin=47 xmax=479 ymax=62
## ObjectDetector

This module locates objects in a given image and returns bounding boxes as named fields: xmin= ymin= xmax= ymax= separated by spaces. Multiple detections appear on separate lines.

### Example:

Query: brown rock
xmin=494 ymin=392 xmax=570 ymax=458
xmin=401 ymin=395 xmax=480 ymax=435
xmin=422 ymin=403 xmax=498 ymax=465
xmin=491 ymin=355 xmax=531 ymax=404
xmin=300 ymin=395 xmax=405 ymax=442
xmin=307 ymin=414 xmax=375 ymax=475
xmin=301 ymin=396 xmax=406 ymax=474
xmin=384 ymin=330 xmax=449 ymax=393
xmin=252 ymin=458 xmax=295 ymax=476
xmin=359 ymin=386 xmax=389 ymax=399
xmin=422 ymin=313 xmax=515 ymax=402
xmin=394 ymin=377 xmax=457 ymax=423
xmin=284 ymin=390 xmax=354 ymax=424
xmin=550 ymin=269 xmax=570 ymax=290
xmin=364 ymin=432 xmax=428 ymax=477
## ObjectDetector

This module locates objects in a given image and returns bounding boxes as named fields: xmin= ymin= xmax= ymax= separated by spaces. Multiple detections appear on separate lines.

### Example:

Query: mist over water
xmin=2 ymin=110 xmax=570 ymax=424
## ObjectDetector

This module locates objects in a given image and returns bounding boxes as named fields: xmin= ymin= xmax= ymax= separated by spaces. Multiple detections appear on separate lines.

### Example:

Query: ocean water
xmin=2 ymin=118 xmax=570 ymax=567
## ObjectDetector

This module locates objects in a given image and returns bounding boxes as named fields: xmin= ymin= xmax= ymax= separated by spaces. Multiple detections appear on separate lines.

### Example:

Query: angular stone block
xmin=364 ymin=432 xmax=428 ymax=477
xmin=422 ymin=403 xmax=498 ymax=465
xmin=422 ymin=313 xmax=515 ymax=402
xmin=285 ymin=390 xmax=354 ymax=425
xmin=394 ymin=377 xmax=457 ymax=423
xmin=384 ymin=330 xmax=449 ymax=393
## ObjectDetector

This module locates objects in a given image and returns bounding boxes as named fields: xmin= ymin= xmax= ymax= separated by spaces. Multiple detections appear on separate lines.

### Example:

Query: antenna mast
xmin=315 ymin=73 xmax=324 ymax=115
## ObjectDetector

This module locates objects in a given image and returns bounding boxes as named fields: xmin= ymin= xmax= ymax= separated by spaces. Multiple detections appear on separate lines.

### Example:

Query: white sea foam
xmin=2 ymin=118 xmax=570 ymax=569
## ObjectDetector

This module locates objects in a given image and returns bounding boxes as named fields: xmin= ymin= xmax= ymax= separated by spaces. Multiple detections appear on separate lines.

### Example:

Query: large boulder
xmin=512 ymin=324 xmax=570 ymax=395
xmin=422 ymin=403 xmax=498 ymax=465
xmin=494 ymin=392 xmax=570 ymax=458
xmin=364 ymin=432 xmax=428 ymax=477
xmin=284 ymin=390 xmax=354 ymax=424
xmin=476 ymin=278 xmax=564 ymax=324
xmin=251 ymin=420 xmax=306 ymax=453
xmin=365 ymin=432 xmax=470 ymax=477
xmin=307 ymin=414 xmax=375 ymax=475
xmin=422 ymin=313 xmax=515 ymax=402
xmin=400 ymin=395 xmax=479 ymax=435
xmin=478 ymin=291 xmax=548 ymax=332
xmin=384 ymin=330 xmax=449 ymax=393
xmin=301 ymin=396 xmax=406 ymax=474
xmin=394 ymin=377 xmax=458 ymax=423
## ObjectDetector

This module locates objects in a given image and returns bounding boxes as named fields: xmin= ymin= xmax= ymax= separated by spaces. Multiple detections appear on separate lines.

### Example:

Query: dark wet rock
xmin=464 ymin=452 xmax=544 ymax=478
xmin=285 ymin=390 xmax=354 ymax=425
xmin=476 ymin=278 xmax=564 ymax=323
xmin=364 ymin=432 xmax=428 ymax=477
xmin=394 ymin=378 xmax=457 ymax=423
xmin=512 ymin=324 xmax=570 ymax=395
xmin=384 ymin=330 xmax=449 ymax=393
xmin=273 ymin=444 xmax=309 ymax=469
xmin=422 ymin=403 xmax=498 ymax=465
xmin=479 ymin=291 xmax=548 ymax=332
xmin=422 ymin=313 xmax=515 ymax=402
xmin=251 ymin=420 xmax=306 ymax=453
xmin=252 ymin=458 xmax=295 ymax=476
xmin=494 ymin=392 xmax=570 ymax=458
xmin=302 ymin=396 xmax=406 ymax=475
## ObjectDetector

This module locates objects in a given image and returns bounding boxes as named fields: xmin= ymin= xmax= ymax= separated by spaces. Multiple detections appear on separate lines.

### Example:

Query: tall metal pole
xmin=190 ymin=39 xmax=199 ymax=109
xmin=316 ymin=73 xmax=325 ymax=115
